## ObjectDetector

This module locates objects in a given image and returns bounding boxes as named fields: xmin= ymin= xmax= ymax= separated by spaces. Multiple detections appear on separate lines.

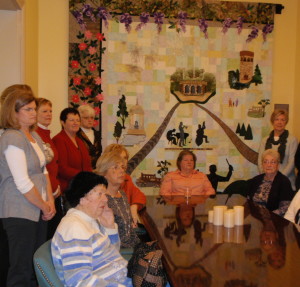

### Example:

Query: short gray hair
xmin=78 ymin=105 xmax=95 ymax=117
xmin=261 ymin=149 xmax=280 ymax=163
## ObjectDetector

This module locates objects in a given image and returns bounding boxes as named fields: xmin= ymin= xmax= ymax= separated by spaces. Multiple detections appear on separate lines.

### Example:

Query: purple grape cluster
xmin=120 ymin=13 xmax=133 ymax=33
xmin=198 ymin=18 xmax=208 ymax=39
xmin=136 ymin=12 xmax=150 ymax=31
xmin=262 ymin=24 xmax=274 ymax=42
xmin=71 ymin=10 xmax=86 ymax=30
xmin=154 ymin=12 xmax=165 ymax=34
xmin=82 ymin=4 xmax=95 ymax=22
xmin=236 ymin=16 xmax=244 ymax=35
xmin=222 ymin=18 xmax=233 ymax=34
xmin=96 ymin=7 xmax=110 ymax=28
xmin=246 ymin=26 xmax=259 ymax=43
xmin=178 ymin=11 xmax=188 ymax=33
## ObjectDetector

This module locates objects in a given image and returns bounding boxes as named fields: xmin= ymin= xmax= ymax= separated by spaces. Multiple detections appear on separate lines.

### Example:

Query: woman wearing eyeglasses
xmin=77 ymin=105 xmax=102 ymax=169
xmin=247 ymin=149 xmax=295 ymax=216
xmin=0 ymin=85 xmax=55 ymax=287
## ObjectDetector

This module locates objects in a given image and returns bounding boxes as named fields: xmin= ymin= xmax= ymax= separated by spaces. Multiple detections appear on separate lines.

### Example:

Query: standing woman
xmin=0 ymin=85 xmax=55 ymax=287
xmin=53 ymin=108 xmax=92 ymax=193
xmin=36 ymin=98 xmax=63 ymax=238
xmin=77 ymin=104 xmax=102 ymax=169
xmin=258 ymin=110 xmax=298 ymax=190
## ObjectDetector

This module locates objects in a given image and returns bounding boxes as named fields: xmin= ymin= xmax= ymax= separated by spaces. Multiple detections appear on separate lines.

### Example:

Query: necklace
xmin=110 ymin=191 xmax=132 ymax=237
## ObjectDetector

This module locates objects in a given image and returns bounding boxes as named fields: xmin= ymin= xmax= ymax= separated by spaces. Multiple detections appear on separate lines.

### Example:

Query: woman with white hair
xmin=247 ymin=149 xmax=295 ymax=216
xmin=77 ymin=104 xmax=102 ymax=168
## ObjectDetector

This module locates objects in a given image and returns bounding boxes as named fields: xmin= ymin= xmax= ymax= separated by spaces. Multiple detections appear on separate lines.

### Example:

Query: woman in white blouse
xmin=0 ymin=84 xmax=55 ymax=287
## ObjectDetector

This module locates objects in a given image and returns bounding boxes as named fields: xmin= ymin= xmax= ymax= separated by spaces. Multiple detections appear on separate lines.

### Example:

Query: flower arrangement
xmin=69 ymin=1 xmax=279 ymax=41
xmin=69 ymin=29 xmax=106 ymax=124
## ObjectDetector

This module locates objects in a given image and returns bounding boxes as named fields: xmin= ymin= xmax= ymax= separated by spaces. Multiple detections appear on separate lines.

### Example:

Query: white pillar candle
xmin=213 ymin=225 xmax=224 ymax=243
xmin=213 ymin=206 xmax=224 ymax=226
xmin=208 ymin=210 xmax=214 ymax=223
xmin=234 ymin=225 xmax=244 ymax=244
xmin=219 ymin=205 xmax=228 ymax=211
xmin=224 ymin=209 xmax=235 ymax=228
xmin=233 ymin=205 xmax=244 ymax=226
xmin=223 ymin=227 xmax=234 ymax=243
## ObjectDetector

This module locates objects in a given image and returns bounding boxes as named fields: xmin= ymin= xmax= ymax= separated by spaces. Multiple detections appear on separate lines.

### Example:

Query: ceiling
xmin=0 ymin=0 xmax=23 ymax=11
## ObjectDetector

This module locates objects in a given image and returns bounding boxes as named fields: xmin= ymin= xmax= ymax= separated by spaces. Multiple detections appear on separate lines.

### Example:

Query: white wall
xmin=0 ymin=9 xmax=23 ymax=93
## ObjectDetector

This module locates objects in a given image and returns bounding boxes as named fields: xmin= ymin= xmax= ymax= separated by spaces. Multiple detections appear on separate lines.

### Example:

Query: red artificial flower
xmin=84 ymin=87 xmax=92 ymax=96
xmin=71 ymin=60 xmax=79 ymax=69
xmin=88 ymin=46 xmax=97 ymax=55
xmin=94 ymin=107 xmax=101 ymax=115
xmin=89 ymin=63 xmax=97 ymax=71
xmin=94 ymin=77 xmax=102 ymax=85
xmin=78 ymin=42 xmax=88 ymax=51
xmin=84 ymin=30 xmax=93 ymax=39
xmin=93 ymin=119 xmax=99 ymax=127
xmin=96 ymin=33 xmax=105 ymax=41
xmin=73 ymin=77 xmax=81 ymax=86
xmin=96 ymin=93 xmax=104 ymax=101
xmin=72 ymin=94 xmax=80 ymax=103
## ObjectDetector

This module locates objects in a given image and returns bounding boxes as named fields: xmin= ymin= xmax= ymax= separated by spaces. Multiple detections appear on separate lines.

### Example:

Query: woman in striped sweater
xmin=51 ymin=172 xmax=132 ymax=287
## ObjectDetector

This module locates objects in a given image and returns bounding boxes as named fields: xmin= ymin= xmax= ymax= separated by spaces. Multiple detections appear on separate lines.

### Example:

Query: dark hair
xmin=65 ymin=171 xmax=108 ymax=207
xmin=60 ymin=107 xmax=80 ymax=122
xmin=176 ymin=150 xmax=197 ymax=170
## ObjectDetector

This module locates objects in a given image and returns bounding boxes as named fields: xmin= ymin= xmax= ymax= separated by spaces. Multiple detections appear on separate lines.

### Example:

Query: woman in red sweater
xmin=36 ymin=98 xmax=62 ymax=238
xmin=53 ymin=108 xmax=92 ymax=193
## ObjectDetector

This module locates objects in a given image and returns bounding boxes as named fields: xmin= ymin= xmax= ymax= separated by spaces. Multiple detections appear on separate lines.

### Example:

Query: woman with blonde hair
xmin=36 ymin=98 xmax=63 ymax=238
xmin=77 ymin=104 xmax=102 ymax=168
xmin=103 ymin=144 xmax=146 ymax=225
xmin=95 ymin=152 xmax=140 ymax=248
xmin=0 ymin=84 xmax=55 ymax=286
xmin=258 ymin=109 xmax=298 ymax=190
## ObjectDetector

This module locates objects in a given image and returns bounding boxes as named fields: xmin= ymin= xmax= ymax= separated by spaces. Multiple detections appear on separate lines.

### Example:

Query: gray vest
xmin=0 ymin=129 xmax=47 ymax=222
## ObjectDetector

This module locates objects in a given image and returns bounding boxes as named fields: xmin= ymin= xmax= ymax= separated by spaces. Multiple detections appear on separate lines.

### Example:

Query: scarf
xmin=265 ymin=129 xmax=289 ymax=163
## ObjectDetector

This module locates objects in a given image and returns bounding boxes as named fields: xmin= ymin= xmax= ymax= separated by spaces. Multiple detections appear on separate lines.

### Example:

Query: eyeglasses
xmin=20 ymin=107 xmax=36 ymax=113
xmin=82 ymin=116 xmax=94 ymax=120
xmin=263 ymin=160 xmax=278 ymax=165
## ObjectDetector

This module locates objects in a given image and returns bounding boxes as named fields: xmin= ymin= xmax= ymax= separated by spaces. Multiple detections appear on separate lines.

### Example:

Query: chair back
xmin=33 ymin=240 xmax=63 ymax=287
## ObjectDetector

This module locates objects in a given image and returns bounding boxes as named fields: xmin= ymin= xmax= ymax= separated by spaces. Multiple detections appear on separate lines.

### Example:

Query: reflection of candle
xmin=207 ymin=223 xmax=213 ymax=234
xmin=224 ymin=227 xmax=234 ymax=242
xmin=213 ymin=225 xmax=224 ymax=243
xmin=224 ymin=209 xmax=235 ymax=228
xmin=213 ymin=206 xmax=224 ymax=226
xmin=234 ymin=225 xmax=244 ymax=243
xmin=208 ymin=210 xmax=214 ymax=223
xmin=233 ymin=206 xmax=244 ymax=226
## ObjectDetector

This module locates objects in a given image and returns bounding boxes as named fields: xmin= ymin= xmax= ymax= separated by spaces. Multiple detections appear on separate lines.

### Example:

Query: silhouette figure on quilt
xmin=207 ymin=163 xmax=233 ymax=192
xmin=195 ymin=122 xmax=209 ymax=147
xmin=166 ymin=129 xmax=177 ymax=145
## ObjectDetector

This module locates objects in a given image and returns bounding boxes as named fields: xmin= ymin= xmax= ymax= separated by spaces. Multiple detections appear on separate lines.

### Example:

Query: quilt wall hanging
xmin=69 ymin=0 xmax=283 ymax=194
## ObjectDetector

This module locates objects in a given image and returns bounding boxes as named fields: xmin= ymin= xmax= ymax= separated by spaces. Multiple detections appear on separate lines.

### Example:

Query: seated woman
xmin=247 ymin=149 xmax=294 ymax=216
xmin=159 ymin=150 xmax=215 ymax=196
xmin=95 ymin=152 xmax=140 ymax=248
xmin=77 ymin=105 xmax=102 ymax=169
xmin=103 ymin=144 xmax=146 ymax=225
xmin=51 ymin=171 xmax=133 ymax=287
xmin=284 ymin=189 xmax=300 ymax=225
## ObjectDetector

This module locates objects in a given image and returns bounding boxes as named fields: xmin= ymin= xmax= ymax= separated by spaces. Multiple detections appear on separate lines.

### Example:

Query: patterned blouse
xmin=253 ymin=179 xmax=290 ymax=216
xmin=106 ymin=190 xmax=140 ymax=248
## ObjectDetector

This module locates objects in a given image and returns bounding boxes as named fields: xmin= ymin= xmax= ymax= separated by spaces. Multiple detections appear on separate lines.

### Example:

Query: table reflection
xmin=140 ymin=195 xmax=300 ymax=287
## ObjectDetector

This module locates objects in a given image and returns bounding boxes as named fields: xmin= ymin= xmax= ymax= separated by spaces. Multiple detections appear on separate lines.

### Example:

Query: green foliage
xmin=116 ymin=95 xmax=129 ymax=129
xmin=113 ymin=121 xmax=123 ymax=142
xmin=252 ymin=64 xmax=263 ymax=86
